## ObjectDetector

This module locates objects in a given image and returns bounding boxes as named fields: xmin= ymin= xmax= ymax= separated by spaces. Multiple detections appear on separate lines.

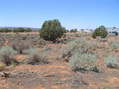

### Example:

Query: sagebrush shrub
xmin=110 ymin=41 xmax=119 ymax=50
xmin=92 ymin=26 xmax=108 ymax=38
xmin=69 ymin=53 xmax=99 ymax=72
xmin=40 ymin=19 xmax=66 ymax=42
xmin=11 ymin=40 xmax=30 ymax=54
xmin=23 ymin=48 xmax=49 ymax=65
xmin=0 ymin=46 xmax=18 ymax=66
xmin=61 ymin=38 xmax=97 ymax=61
xmin=104 ymin=56 xmax=119 ymax=69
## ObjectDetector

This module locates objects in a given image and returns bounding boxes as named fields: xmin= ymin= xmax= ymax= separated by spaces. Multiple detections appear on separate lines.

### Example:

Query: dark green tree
xmin=13 ymin=28 xmax=25 ymax=32
xmin=70 ymin=29 xmax=78 ymax=32
xmin=92 ymin=25 xmax=108 ymax=38
xmin=25 ymin=28 xmax=32 ymax=32
xmin=0 ymin=28 xmax=12 ymax=32
xmin=40 ymin=19 xmax=65 ymax=42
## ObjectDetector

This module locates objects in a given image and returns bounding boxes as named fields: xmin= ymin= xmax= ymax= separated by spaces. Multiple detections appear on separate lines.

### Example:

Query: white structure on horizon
xmin=107 ymin=27 xmax=119 ymax=33
xmin=107 ymin=27 xmax=119 ymax=36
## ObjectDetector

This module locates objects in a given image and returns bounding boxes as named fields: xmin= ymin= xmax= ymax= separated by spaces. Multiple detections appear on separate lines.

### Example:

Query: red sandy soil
xmin=0 ymin=34 xmax=119 ymax=89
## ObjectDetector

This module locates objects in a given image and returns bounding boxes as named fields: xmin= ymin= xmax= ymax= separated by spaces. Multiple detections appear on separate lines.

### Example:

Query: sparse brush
xmin=104 ymin=56 xmax=119 ymax=69
xmin=0 ymin=46 xmax=18 ymax=66
xmin=61 ymin=38 xmax=97 ymax=61
xmin=69 ymin=53 xmax=99 ymax=72
xmin=110 ymin=41 xmax=119 ymax=50
xmin=23 ymin=48 xmax=49 ymax=65
xmin=23 ymin=48 xmax=39 ymax=55
xmin=11 ymin=40 xmax=30 ymax=54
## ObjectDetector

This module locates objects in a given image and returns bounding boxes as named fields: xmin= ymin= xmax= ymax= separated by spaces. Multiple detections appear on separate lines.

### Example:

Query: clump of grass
xmin=0 ymin=46 xmax=18 ymax=66
xmin=23 ymin=48 xmax=49 ymax=65
xmin=69 ymin=53 xmax=99 ymax=72
xmin=104 ymin=56 xmax=119 ymax=69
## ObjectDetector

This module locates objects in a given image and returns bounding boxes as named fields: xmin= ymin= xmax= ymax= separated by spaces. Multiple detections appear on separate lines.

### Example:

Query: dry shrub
xmin=11 ymin=40 xmax=30 ymax=54
xmin=0 ymin=46 xmax=18 ymax=66
xmin=23 ymin=48 xmax=49 ymax=65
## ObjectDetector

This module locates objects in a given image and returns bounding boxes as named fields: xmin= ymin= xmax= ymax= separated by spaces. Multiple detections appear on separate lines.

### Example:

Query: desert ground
xmin=0 ymin=32 xmax=119 ymax=89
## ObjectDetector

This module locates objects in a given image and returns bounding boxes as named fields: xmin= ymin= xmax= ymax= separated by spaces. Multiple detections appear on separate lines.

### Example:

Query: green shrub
xmin=0 ymin=46 xmax=18 ymax=66
xmin=92 ymin=26 xmax=108 ymax=38
xmin=25 ymin=28 xmax=32 ymax=32
xmin=69 ymin=53 xmax=99 ymax=72
xmin=40 ymin=19 xmax=65 ymax=42
xmin=104 ymin=56 xmax=119 ymax=69
xmin=70 ymin=29 xmax=78 ymax=32
xmin=23 ymin=48 xmax=49 ymax=65
xmin=0 ymin=28 xmax=12 ymax=33
xmin=13 ymin=28 xmax=25 ymax=32
xmin=12 ymin=28 xmax=32 ymax=32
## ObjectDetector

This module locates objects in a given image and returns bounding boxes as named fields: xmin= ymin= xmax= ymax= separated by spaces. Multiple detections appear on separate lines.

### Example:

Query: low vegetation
xmin=110 ymin=41 xmax=119 ymax=50
xmin=23 ymin=48 xmax=49 ymax=65
xmin=0 ymin=46 xmax=18 ymax=66
xmin=61 ymin=38 xmax=97 ymax=62
xmin=0 ymin=27 xmax=32 ymax=32
xmin=0 ymin=20 xmax=119 ymax=89
xmin=69 ymin=53 xmax=99 ymax=72
xmin=11 ymin=40 xmax=30 ymax=54
xmin=104 ymin=56 xmax=119 ymax=69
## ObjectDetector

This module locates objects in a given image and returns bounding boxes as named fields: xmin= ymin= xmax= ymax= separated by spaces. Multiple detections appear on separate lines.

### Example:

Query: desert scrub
xmin=23 ymin=48 xmax=49 ymax=65
xmin=0 ymin=46 xmax=18 ymax=66
xmin=104 ymin=56 xmax=119 ymax=69
xmin=61 ymin=38 xmax=97 ymax=61
xmin=66 ymin=33 xmax=81 ymax=37
xmin=69 ymin=53 xmax=99 ymax=72
xmin=102 ymin=86 xmax=113 ymax=89
xmin=11 ymin=40 xmax=30 ymax=54
xmin=110 ymin=41 xmax=119 ymax=51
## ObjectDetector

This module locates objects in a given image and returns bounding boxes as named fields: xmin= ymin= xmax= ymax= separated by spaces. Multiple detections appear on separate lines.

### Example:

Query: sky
xmin=0 ymin=0 xmax=119 ymax=29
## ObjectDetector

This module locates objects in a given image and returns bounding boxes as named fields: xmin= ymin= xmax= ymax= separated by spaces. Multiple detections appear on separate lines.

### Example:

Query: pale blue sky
xmin=0 ymin=0 xmax=119 ymax=29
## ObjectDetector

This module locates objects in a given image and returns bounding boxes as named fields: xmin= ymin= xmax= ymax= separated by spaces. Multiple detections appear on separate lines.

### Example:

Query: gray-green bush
xmin=61 ymin=38 xmax=97 ymax=61
xmin=0 ymin=46 xmax=18 ymax=66
xmin=104 ymin=56 xmax=119 ymax=69
xmin=11 ymin=40 xmax=30 ymax=54
xmin=23 ymin=48 xmax=49 ymax=65
xmin=69 ymin=53 xmax=99 ymax=72
xmin=110 ymin=41 xmax=119 ymax=50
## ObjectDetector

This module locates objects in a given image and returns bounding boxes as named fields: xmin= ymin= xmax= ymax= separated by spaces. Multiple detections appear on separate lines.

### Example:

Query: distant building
xmin=107 ymin=27 xmax=119 ymax=36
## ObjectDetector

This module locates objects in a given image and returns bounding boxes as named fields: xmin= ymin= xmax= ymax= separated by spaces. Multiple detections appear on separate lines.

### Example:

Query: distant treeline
xmin=0 ymin=28 xmax=36 ymax=32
